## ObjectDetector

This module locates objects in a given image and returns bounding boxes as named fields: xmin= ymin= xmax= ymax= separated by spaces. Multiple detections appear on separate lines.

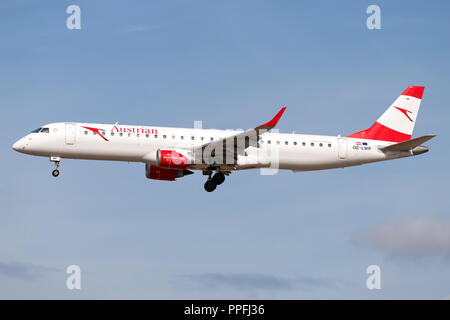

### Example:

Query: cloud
xmin=352 ymin=216 xmax=450 ymax=260
xmin=176 ymin=273 xmax=335 ymax=292
xmin=0 ymin=262 xmax=55 ymax=281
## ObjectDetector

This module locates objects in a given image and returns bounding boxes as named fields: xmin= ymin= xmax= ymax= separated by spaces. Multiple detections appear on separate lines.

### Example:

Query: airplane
xmin=12 ymin=86 xmax=435 ymax=192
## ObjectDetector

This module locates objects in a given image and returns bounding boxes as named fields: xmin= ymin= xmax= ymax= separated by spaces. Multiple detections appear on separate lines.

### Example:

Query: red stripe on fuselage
xmin=346 ymin=122 xmax=411 ymax=142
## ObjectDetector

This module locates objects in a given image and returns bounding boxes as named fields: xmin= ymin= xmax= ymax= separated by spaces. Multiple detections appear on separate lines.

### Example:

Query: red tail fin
xmin=347 ymin=86 xmax=424 ymax=142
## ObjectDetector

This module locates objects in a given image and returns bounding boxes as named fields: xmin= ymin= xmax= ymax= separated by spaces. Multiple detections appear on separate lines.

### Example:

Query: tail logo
xmin=394 ymin=107 xmax=413 ymax=122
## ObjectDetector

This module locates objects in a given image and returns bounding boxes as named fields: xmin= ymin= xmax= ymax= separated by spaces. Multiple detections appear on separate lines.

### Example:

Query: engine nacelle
xmin=145 ymin=164 xmax=193 ymax=181
xmin=157 ymin=149 xmax=190 ymax=169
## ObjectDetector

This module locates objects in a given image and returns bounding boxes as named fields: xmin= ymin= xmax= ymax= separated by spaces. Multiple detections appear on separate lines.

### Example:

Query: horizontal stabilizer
xmin=380 ymin=134 xmax=436 ymax=152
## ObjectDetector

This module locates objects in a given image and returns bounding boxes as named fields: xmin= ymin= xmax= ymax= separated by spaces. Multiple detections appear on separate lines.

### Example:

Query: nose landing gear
xmin=52 ymin=169 xmax=60 ymax=177
xmin=50 ymin=156 xmax=61 ymax=177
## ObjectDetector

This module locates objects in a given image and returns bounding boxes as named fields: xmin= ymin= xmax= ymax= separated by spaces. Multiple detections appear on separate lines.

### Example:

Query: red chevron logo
xmin=81 ymin=126 xmax=109 ymax=141
xmin=394 ymin=107 xmax=413 ymax=122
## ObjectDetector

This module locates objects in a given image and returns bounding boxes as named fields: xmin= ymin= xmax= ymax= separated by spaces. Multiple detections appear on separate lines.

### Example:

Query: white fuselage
xmin=12 ymin=122 xmax=410 ymax=172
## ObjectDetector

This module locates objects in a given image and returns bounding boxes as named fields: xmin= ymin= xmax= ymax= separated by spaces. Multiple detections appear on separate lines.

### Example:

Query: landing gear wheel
xmin=212 ymin=172 xmax=225 ymax=185
xmin=204 ymin=179 xmax=217 ymax=192
xmin=52 ymin=169 xmax=60 ymax=177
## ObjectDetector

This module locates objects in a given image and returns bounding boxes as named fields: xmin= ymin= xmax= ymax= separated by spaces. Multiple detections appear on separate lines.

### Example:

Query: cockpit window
xmin=31 ymin=127 xmax=50 ymax=133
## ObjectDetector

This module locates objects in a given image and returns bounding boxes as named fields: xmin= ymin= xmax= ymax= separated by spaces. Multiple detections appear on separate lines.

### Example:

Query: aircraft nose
xmin=12 ymin=139 xmax=24 ymax=152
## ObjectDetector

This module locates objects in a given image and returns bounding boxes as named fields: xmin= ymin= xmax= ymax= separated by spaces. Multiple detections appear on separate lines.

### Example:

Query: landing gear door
xmin=338 ymin=137 xmax=347 ymax=160
xmin=65 ymin=123 xmax=76 ymax=145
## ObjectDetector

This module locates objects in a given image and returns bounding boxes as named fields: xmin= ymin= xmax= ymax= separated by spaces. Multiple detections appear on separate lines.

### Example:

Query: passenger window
xmin=111 ymin=132 xmax=114 ymax=136
xmin=201 ymin=137 xmax=204 ymax=141
xmin=328 ymin=143 xmax=331 ymax=147
xmin=276 ymin=141 xmax=280 ymax=145
xmin=311 ymin=142 xmax=314 ymax=147
xmin=319 ymin=143 xmax=323 ymax=147
xmin=146 ymin=134 xmax=149 ymax=138
xmin=172 ymin=135 xmax=175 ymax=139
xmin=302 ymin=142 xmax=306 ymax=146
xmin=93 ymin=132 xmax=97 ymax=135
xmin=285 ymin=141 xmax=288 ymax=145
xmin=84 ymin=131 xmax=88 ymax=135
xmin=267 ymin=140 xmax=271 ymax=144
xmin=181 ymin=136 xmax=184 ymax=140
xmin=102 ymin=131 xmax=106 ymax=136
xmin=128 ymin=133 xmax=131 ymax=137
xmin=163 ymin=135 xmax=166 ymax=139
xmin=119 ymin=132 xmax=123 ymax=137
xmin=293 ymin=142 xmax=297 ymax=146
xmin=137 ymin=133 xmax=140 ymax=137
xmin=191 ymin=136 xmax=195 ymax=140
xmin=210 ymin=137 xmax=214 ymax=141
xmin=154 ymin=135 xmax=158 ymax=138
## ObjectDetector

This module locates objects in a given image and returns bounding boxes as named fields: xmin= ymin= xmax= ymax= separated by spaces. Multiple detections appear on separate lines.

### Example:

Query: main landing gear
xmin=203 ymin=170 xmax=226 ymax=192
xmin=50 ymin=156 xmax=61 ymax=177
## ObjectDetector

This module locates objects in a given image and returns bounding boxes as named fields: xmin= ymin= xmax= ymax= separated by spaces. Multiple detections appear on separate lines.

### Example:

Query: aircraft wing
xmin=193 ymin=106 xmax=286 ymax=166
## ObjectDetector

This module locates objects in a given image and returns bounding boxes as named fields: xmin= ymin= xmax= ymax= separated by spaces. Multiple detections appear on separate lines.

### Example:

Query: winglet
xmin=258 ymin=106 xmax=287 ymax=129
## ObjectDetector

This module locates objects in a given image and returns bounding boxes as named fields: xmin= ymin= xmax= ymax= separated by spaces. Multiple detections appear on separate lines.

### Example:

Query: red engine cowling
xmin=157 ymin=149 xmax=189 ymax=169
xmin=145 ymin=164 xmax=193 ymax=181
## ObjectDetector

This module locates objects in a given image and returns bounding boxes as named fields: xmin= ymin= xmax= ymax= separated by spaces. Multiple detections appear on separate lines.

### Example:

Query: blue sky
xmin=1 ymin=0 xmax=450 ymax=299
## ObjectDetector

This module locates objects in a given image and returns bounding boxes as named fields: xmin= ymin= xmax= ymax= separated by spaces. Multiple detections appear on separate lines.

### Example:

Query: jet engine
xmin=145 ymin=164 xmax=193 ymax=181
xmin=156 ymin=149 xmax=192 ymax=169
